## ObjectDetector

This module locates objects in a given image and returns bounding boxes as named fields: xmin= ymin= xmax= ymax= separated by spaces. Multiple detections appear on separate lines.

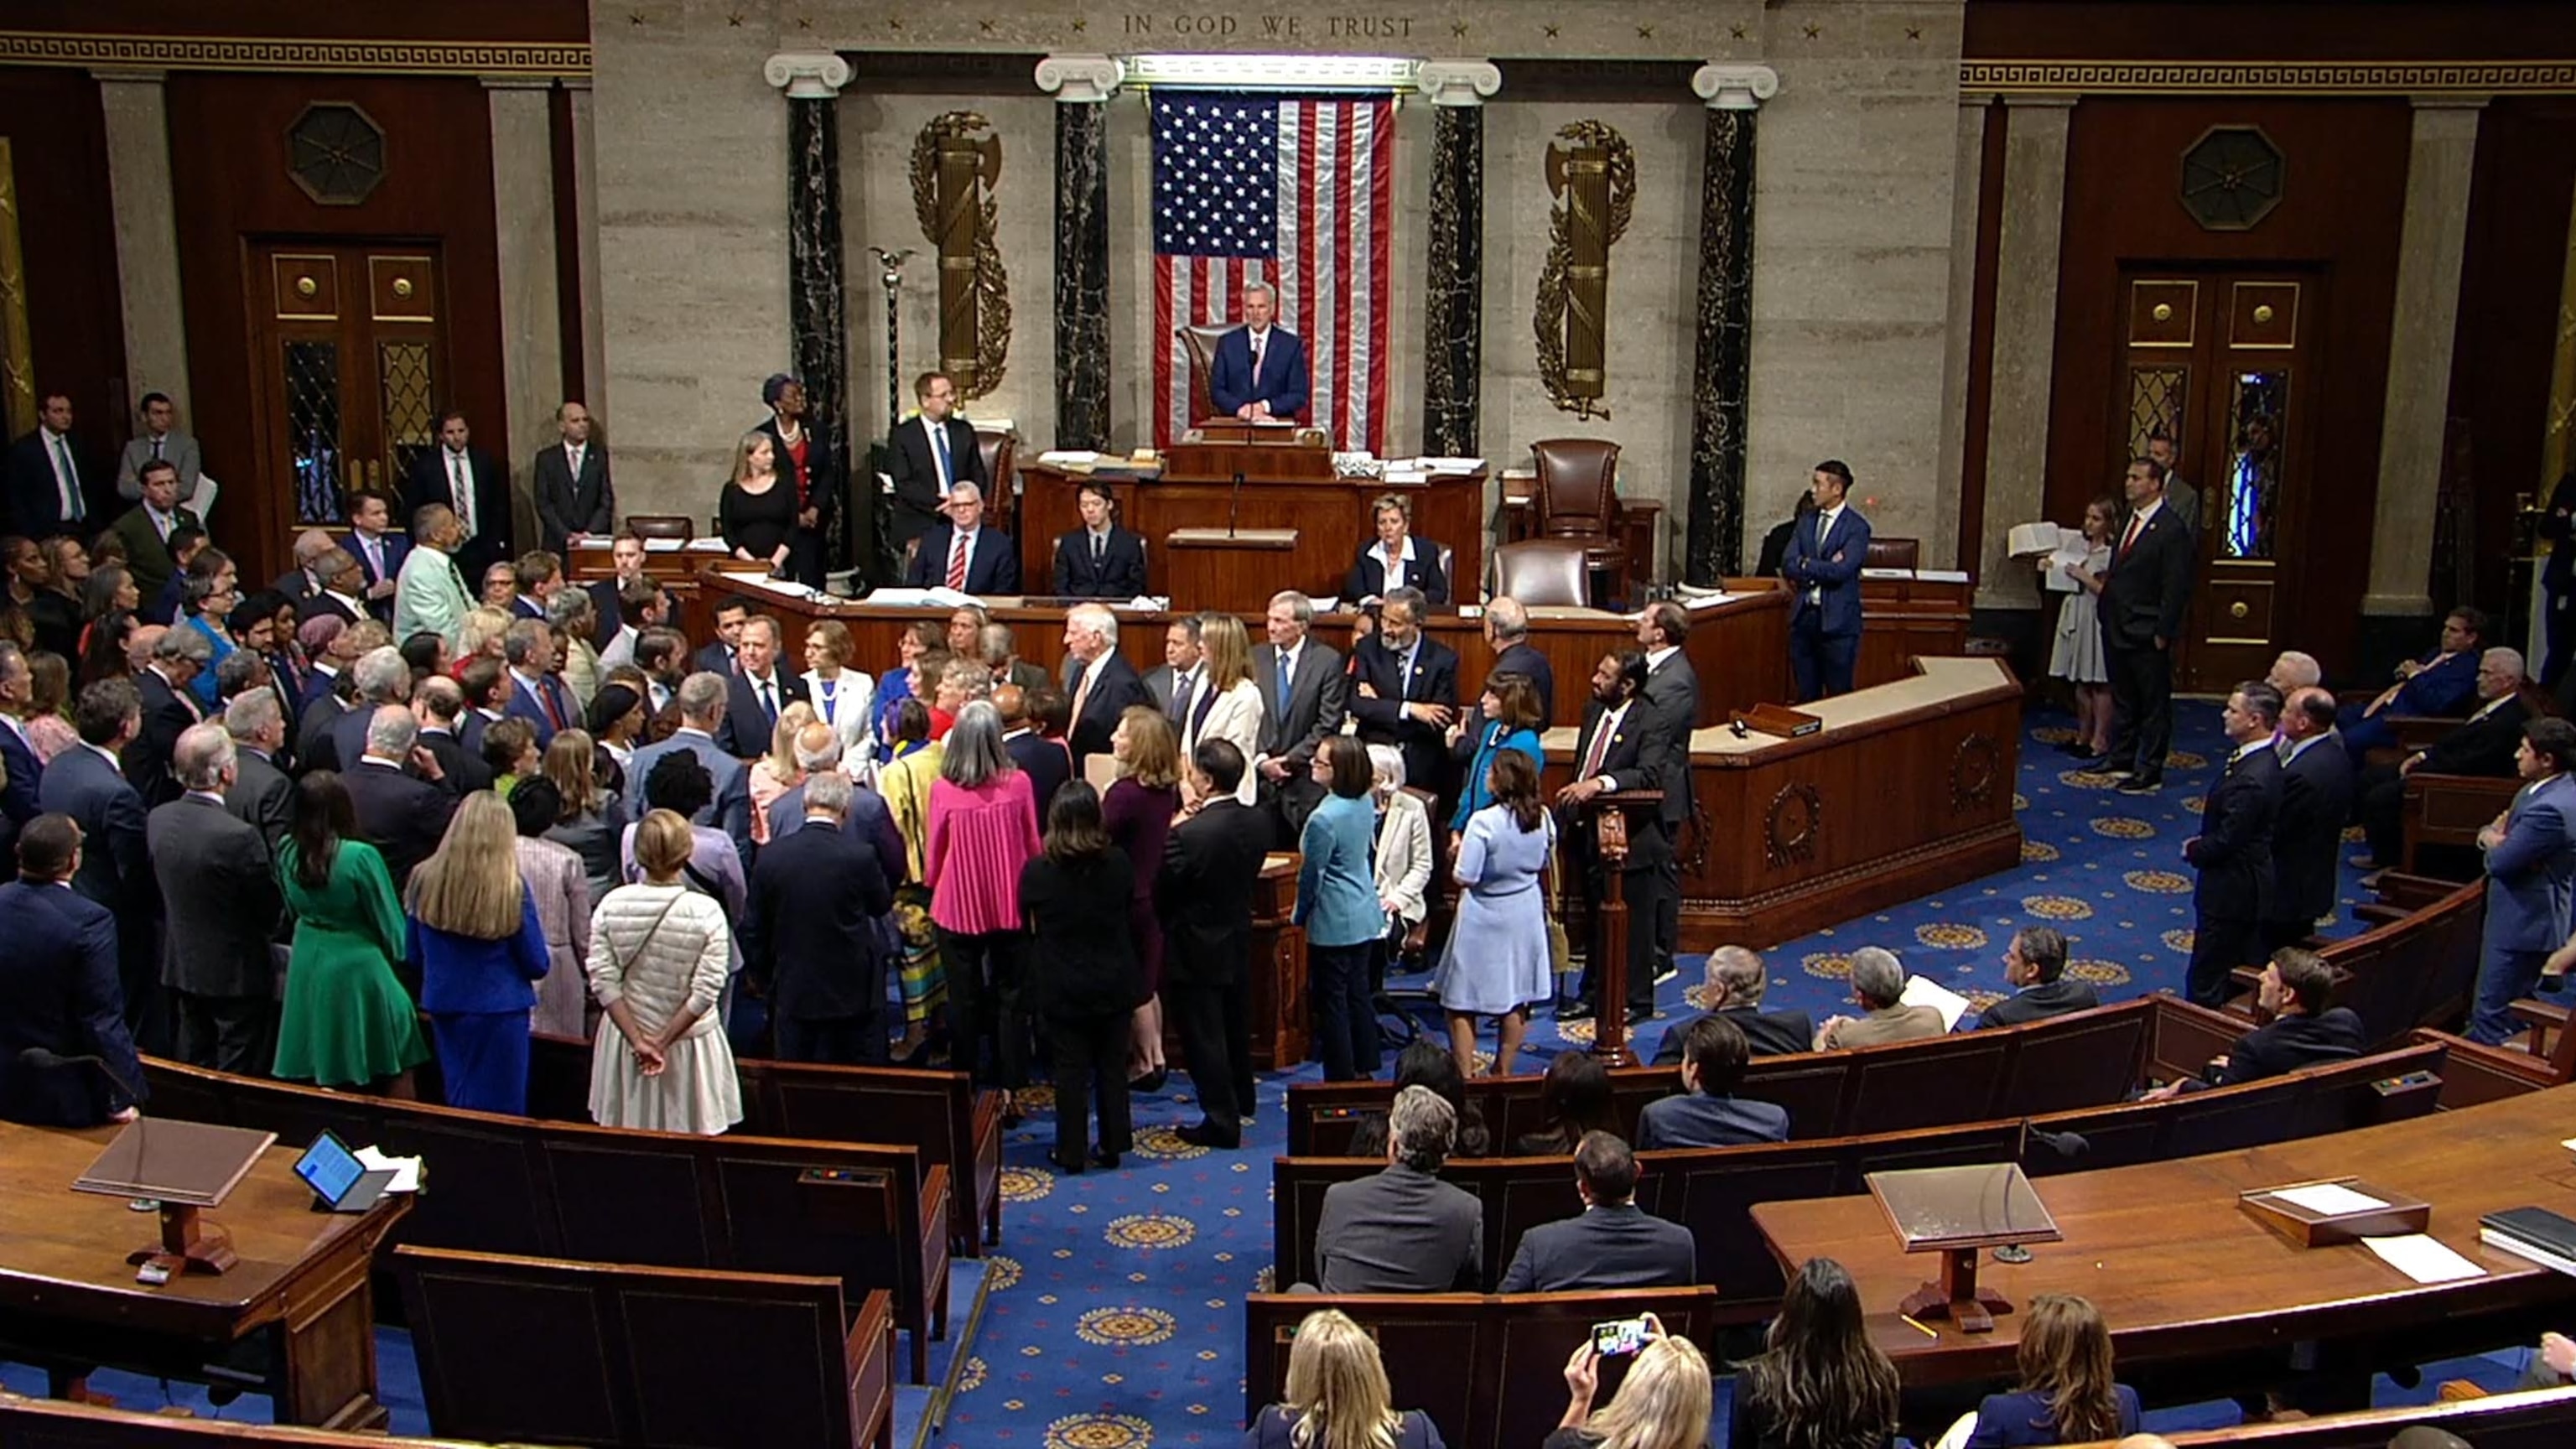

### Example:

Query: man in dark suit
xmin=0 ymin=814 xmax=141 ymax=1127
xmin=1311 ymin=1085 xmax=1480 ymax=1292
xmin=1483 ymin=598 xmax=1556 ymax=727
xmin=1059 ymin=603 xmax=1152 ymax=771
xmin=412 ymin=675 xmax=492 ymax=798
xmin=1346 ymin=587 xmax=1459 ymax=801
xmin=715 ymin=615 xmax=810 ymax=759
xmin=901 ymin=482 xmax=1020 ymax=595
xmin=2466 ymin=718 xmax=2576 ymax=1044
xmin=406 ymin=411 xmax=515 ymax=587
xmin=997 ymin=685 xmax=1072 ymax=821
xmin=2265 ymin=687 xmax=2356 ymax=953
xmin=746 ymin=771 xmax=895 ymax=1064
xmin=1344 ymin=494 xmax=1448 ymax=605
xmin=341 ymin=706 xmax=460 ymax=890
xmin=41 ymin=680 xmax=158 ymax=1051
xmin=587 ymin=531 xmax=662 ymax=652
xmin=130 ymin=626 xmax=210 ymax=809
xmin=2356 ymin=648 xmax=2535 ymax=870
xmin=762 ymin=724 xmax=907 ymax=878
xmin=295 ymin=549 xmax=367 ymax=627
xmin=885 ymin=371 xmax=988 ymax=551
xmin=1208 ymin=281 xmax=1310 ymax=422
xmin=2147 ymin=948 xmax=2363 ymax=1098
xmin=2099 ymin=457 xmax=2197 ymax=796
xmin=1559 ymin=650 xmax=1670 ymax=1025
xmin=2184 ymin=680 xmax=2285 ymax=1007
xmin=221 ymin=686 xmax=295 ymax=852
xmin=1052 ymin=480 xmax=1149 ymax=599
xmin=1781 ymin=460 xmax=1872 ymax=702
xmin=1635 ymin=1015 xmax=1792 ymax=1149
xmin=755 ymin=374 xmax=839 ymax=589
xmin=1968 ymin=925 xmax=2100 ymax=1030
xmin=1652 ymin=945 xmax=1812 ymax=1062
xmin=2340 ymin=606 xmax=2486 ymax=755
xmin=1160 ymin=741 xmax=1272 ymax=1148
xmin=532 ymin=400 xmax=613 ymax=558
xmin=151 ymin=724 xmax=285 ymax=1074
xmin=4 ymin=392 xmax=98 ymax=538
xmin=626 ymin=673 xmax=755 ymax=869
xmin=1496 ymin=1132 xmax=1696 ymax=1292
xmin=693 ymin=595 xmax=751 ymax=678
xmin=343 ymin=489 xmax=410 ymax=623
xmin=1252 ymin=591 xmax=1348 ymax=819
xmin=319 ymin=645 xmax=416 ymax=779
xmin=0 ymin=644 xmax=44 ymax=865
xmin=500 ymin=618 xmax=573 ymax=750
xmin=1633 ymin=602 xmax=1700 ymax=984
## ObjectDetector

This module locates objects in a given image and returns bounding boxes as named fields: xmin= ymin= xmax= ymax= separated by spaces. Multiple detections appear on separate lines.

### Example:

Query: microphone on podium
xmin=1228 ymin=470 xmax=1245 ymax=539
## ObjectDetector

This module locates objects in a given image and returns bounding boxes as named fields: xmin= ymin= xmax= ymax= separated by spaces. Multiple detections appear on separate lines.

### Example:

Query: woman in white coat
xmin=587 ymin=808 xmax=744 ymax=1135
xmin=800 ymin=619 xmax=878 ymax=770
xmin=1368 ymin=744 xmax=1433 ymax=973
xmin=1182 ymin=612 xmax=1266 ymax=805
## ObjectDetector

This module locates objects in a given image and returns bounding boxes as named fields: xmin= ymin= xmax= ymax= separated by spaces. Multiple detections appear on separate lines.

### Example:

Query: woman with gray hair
xmin=1814 ymin=946 xmax=1942 ymax=1050
xmin=546 ymin=586 xmax=601 ymax=711
xmin=1368 ymin=742 xmax=1433 ymax=970
xmin=927 ymin=700 xmax=1041 ymax=1117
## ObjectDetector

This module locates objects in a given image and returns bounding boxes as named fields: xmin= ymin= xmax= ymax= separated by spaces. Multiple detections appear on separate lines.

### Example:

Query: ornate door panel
xmin=2114 ymin=268 xmax=2319 ymax=691
xmin=247 ymin=242 xmax=446 ymax=538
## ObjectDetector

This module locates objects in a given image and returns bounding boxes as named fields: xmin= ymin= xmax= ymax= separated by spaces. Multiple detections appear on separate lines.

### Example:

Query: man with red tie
xmin=1208 ymin=282 xmax=1311 ymax=423
xmin=500 ymin=618 xmax=574 ymax=749
xmin=2098 ymin=457 xmax=2199 ymax=796
xmin=1555 ymin=650 xmax=1671 ymax=1026
xmin=900 ymin=482 xmax=1020 ymax=596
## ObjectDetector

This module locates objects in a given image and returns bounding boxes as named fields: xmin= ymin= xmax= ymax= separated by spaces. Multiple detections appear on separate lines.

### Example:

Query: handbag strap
xmin=606 ymin=891 xmax=685 ymax=980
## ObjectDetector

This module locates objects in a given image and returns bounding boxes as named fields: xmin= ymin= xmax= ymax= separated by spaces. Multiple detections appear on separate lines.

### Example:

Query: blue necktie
xmin=931 ymin=421 xmax=952 ymax=487
xmin=1275 ymin=653 xmax=1292 ymax=720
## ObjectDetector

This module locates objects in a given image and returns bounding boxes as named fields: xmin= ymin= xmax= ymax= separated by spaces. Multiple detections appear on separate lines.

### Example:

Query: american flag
xmin=1150 ymin=91 xmax=1394 ymax=452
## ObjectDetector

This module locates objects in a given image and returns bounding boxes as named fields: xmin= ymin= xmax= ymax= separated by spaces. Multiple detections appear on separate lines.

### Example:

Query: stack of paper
xmin=1038 ymin=449 xmax=1102 ymax=467
xmin=2362 ymin=1233 xmax=2485 ymax=1285
xmin=2007 ymin=522 xmax=2068 ymax=557
xmin=860 ymin=586 xmax=979 ymax=609
xmin=355 ymin=1145 xmax=423 ymax=1193
xmin=1901 ymin=974 xmax=1974 ymax=1030
xmin=1682 ymin=592 xmax=1735 ymax=610
xmin=1420 ymin=457 xmax=1487 ymax=473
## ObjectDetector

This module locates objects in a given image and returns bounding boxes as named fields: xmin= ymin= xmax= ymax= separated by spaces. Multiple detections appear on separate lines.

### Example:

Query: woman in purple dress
xmin=1104 ymin=705 xmax=1181 ymax=1093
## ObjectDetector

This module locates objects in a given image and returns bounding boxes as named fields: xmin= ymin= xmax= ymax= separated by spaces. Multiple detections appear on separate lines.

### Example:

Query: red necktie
xmin=540 ymin=680 xmax=566 ymax=730
xmin=1581 ymin=706 xmax=1618 ymax=780
xmin=946 ymin=532 xmax=970 ymax=590
xmin=2116 ymin=512 xmax=2144 ymax=560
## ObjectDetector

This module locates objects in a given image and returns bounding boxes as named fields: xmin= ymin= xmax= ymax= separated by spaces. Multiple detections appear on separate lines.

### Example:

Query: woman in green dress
xmin=272 ymin=771 xmax=432 ymax=1094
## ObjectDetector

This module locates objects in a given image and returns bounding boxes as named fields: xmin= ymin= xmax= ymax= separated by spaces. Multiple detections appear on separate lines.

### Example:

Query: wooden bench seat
xmin=1242 ymin=1286 xmax=1717 ymax=1449
xmin=1273 ymin=1039 xmax=2449 ymax=1319
xmin=139 ymin=1057 xmax=951 ymax=1384
xmin=2224 ymin=874 xmax=2485 ymax=1046
xmin=2058 ymin=1383 xmax=2576 ymax=1446
xmin=392 ymin=1246 xmax=895 ymax=1449
xmin=524 ymin=1030 xmax=1004 ymax=1257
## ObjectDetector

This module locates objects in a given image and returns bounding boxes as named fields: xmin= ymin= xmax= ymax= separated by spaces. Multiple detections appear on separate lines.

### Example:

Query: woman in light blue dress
xmin=1432 ymin=750 xmax=1556 ymax=1078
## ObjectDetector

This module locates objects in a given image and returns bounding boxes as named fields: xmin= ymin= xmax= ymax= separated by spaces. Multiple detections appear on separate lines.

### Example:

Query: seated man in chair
xmin=1208 ymin=281 xmax=1309 ymax=423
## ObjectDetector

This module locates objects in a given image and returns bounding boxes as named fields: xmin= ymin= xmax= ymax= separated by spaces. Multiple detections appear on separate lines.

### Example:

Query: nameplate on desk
xmin=2240 ymin=1177 xmax=2431 ymax=1248
xmin=1167 ymin=527 xmax=1298 ymax=549
xmin=1734 ymin=704 xmax=1823 ymax=739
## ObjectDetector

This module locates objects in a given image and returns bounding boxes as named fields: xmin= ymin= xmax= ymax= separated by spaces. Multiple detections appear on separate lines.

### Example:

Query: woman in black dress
xmin=719 ymin=430 xmax=797 ymax=577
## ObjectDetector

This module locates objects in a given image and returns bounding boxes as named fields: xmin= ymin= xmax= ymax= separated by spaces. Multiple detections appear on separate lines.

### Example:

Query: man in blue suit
xmin=0 ymin=813 xmax=142 ymax=1127
xmin=2339 ymin=606 xmax=2486 ymax=755
xmin=40 ymin=678 xmax=159 ymax=1052
xmin=1208 ymin=282 xmax=1310 ymax=423
xmin=2468 ymin=717 xmax=2576 ymax=1044
xmin=345 ymin=489 xmax=411 ymax=624
xmin=1495 ymin=1132 xmax=1696 ymax=1292
xmin=745 ymin=771 xmax=896 ymax=1065
xmin=500 ymin=618 xmax=573 ymax=749
xmin=1633 ymin=1014 xmax=1790 ymax=1150
xmin=626 ymin=671 xmax=755 ymax=870
xmin=901 ymin=482 xmax=1021 ymax=595
xmin=0 ymin=644 xmax=45 ymax=864
xmin=1780 ymin=460 xmax=1871 ymax=701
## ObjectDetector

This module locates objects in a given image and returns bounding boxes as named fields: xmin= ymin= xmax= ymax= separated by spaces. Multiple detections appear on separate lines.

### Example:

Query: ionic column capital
xmin=1692 ymin=63 xmax=1779 ymax=112
xmin=1417 ymin=59 xmax=1501 ymax=107
xmin=1035 ymin=54 xmax=1124 ymax=103
xmin=765 ymin=50 xmax=852 ymax=101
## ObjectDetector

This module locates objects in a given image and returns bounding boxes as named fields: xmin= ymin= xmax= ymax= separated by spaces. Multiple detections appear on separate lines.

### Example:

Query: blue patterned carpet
xmin=9 ymin=700 xmax=2513 ymax=1449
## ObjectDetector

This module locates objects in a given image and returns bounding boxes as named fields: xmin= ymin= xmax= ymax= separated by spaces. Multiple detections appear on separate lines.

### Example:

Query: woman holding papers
xmin=2045 ymin=497 xmax=2116 ymax=762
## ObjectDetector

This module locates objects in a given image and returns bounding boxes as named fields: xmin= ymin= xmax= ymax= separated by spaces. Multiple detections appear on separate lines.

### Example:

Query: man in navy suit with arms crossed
xmin=2469 ymin=717 xmax=2576 ymax=1044
xmin=1208 ymin=282 xmax=1309 ymax=422
xmin=1780 ymin=460 xmax=1871 ymax=701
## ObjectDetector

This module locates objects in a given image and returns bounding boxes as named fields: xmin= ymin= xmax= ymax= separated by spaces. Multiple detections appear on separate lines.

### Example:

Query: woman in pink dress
xmin=925 ymin=700 xmax=1041 ymax=1120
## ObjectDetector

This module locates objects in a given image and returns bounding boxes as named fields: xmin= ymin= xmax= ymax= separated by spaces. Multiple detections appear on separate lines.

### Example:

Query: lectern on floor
xmin=72 ymin=1118 xmax=277 ymax=1276
xmin=1865 ymin=1161 xmax=2062 ymax=1333
xmin=1574 ymin=788 xmax=1661 ymax=1067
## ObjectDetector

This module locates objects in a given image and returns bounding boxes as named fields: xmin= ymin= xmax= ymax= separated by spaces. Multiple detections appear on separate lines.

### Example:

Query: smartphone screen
xmin=1591 ymin=1317 xmax=1648 ymax=1358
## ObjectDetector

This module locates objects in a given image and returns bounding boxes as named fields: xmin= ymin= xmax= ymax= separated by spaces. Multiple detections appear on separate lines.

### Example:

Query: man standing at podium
xmin=1208 ymin=282 xmax=1309 ymax=423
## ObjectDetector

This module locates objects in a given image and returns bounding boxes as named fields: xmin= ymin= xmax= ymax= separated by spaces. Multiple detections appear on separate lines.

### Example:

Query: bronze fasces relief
xmin=910 ymin=112 xmax=1011 ymax=400
xmin=1536 ymin=119 xmax=1634 ymax=420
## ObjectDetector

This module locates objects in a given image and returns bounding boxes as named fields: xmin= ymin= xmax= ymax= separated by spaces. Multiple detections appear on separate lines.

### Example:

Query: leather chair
xmin=1864 ymin=537 xmax=1919 ymax=572
xmin=1489 ymin=540 xmax=1592 ymax=609
xmin=1529 ymin=439 xmax=1630 ymax=606
xmin=626 ymin=514 xmax=694 ymax=542
xmin=974 ymin=428 xmax=1017 ymax=534
xmin=1178 ymin=325 xmax=1236 ymax=425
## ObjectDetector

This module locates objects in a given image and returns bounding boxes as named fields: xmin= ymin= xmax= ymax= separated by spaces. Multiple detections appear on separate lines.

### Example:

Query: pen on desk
xmin=1898 ymin=1314 xmax=1939 ymax=1340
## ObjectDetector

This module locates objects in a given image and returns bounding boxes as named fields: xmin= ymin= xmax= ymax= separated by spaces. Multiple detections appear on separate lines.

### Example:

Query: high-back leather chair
xmin=626 ymin=514 xmax=693 ymax=542
xmin=974 ymin=428 xmax=1017 ymax=534
xmin=1529 ymin=439 xmax=1629 ymax=605
xmin=1489 ymin=540 xmax=1592 ymax=609
xmin=1178 ymin=325 xmax=1236 ymax=425
xmin=1864 ymin=537 xmax=1919 ymax=572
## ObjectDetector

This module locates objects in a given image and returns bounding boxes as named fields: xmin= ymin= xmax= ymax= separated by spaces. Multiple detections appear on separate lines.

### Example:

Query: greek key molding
xmin=1962 ymin=59 xmax=2576 ymax=96
xmin=0 ymin=31 xmax=589 ymax=78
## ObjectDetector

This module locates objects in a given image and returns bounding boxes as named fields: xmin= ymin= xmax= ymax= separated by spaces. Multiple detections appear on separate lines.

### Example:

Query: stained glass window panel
xmin=286 ymin=340 xmax=345 ymax=524
xmin=2225 ymin=370 xmax=2287 ymax=560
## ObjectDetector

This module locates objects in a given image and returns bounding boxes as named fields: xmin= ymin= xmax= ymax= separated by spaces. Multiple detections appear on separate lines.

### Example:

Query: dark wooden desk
xmin=0 ymin=1122 xmax=410 ymax=1429
xmin=1857 ymin=573 xmax=1974 ymax=689
xmin=1750 ymin=1083 xmax=2576 ymax=1391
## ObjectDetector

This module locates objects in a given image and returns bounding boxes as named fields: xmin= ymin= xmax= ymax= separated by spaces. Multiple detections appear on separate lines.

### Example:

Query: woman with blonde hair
xmin=1549 ymin=1316 xmax=1711 ymax=1449
xmin=747 ymin=699 xmax=818 ymax=844
xmin=455 ymin=606 xmax=513 ymax=671
xmin=801 ymin=619 xmax=876 ymax=764
xmin=1248 ymin=1307 xmax=1444 ymax=1448
xmin=1105 ymin=705 xmax=1181 ymax=1090
xmin=1182 ymin=611 xmax=1265 ymax=804
xmin=1957 ymin=1294 xmax=2136 ymax=1447
xmin=586 ymin=808 xmax=744 ymax=1135
xmin=407 ymin=792 xmax=551 ymax=1115
xmin=719 ymin=430 xmax=795 ymax=577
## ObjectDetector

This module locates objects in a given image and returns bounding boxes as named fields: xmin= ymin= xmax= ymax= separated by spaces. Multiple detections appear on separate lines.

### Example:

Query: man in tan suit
xmin=1814 ymin=947 xmax=1943 ymax=1050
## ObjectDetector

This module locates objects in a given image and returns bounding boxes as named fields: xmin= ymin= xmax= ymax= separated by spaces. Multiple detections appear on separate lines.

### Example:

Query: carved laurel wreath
xmin=908 ymin=112 xmax=1012 ymax=401
xmin=1534 ymin=119 xmax=1636 ymax=421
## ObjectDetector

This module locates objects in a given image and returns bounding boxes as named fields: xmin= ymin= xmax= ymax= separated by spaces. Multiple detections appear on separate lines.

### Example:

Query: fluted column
xmin=1039 ymin=55 xmax=1124 ymax=454
xmin=95 ymin=69 xmax=190 ymax=434
xmin=1419 ymin=60 xmax=1500 ymax=460
xmin=767 ymin=51 xmax=855 ymax=575
xmin=1976 ymin=93 xmax=2076 ymax=610
xmin=1685 ymin=63 xmax=1778 ymax=585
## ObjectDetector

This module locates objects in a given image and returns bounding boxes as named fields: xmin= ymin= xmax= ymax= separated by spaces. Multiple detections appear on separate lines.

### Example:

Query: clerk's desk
xmin=1540 ymin=657 xmax=2023 ymax=950
xmin=1751 ymin=1083 xmax=2576 ymax=1397
xmin=0 ymin=1120 xmax=411 ymax=1429
xmin=688 ymin=566 xmax=1794 ymax=730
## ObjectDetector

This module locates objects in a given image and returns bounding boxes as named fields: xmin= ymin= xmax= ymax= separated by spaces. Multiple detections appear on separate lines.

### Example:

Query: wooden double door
xmin=245 ymin=242 xmax=450 ymax=541
xmin=2113 ymin=267 xmax=2319 ymax=690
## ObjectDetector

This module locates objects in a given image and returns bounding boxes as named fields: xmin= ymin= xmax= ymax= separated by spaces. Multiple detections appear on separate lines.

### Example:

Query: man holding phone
xmin=1498 ymin=1132 xmax=1695 ymax=1293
